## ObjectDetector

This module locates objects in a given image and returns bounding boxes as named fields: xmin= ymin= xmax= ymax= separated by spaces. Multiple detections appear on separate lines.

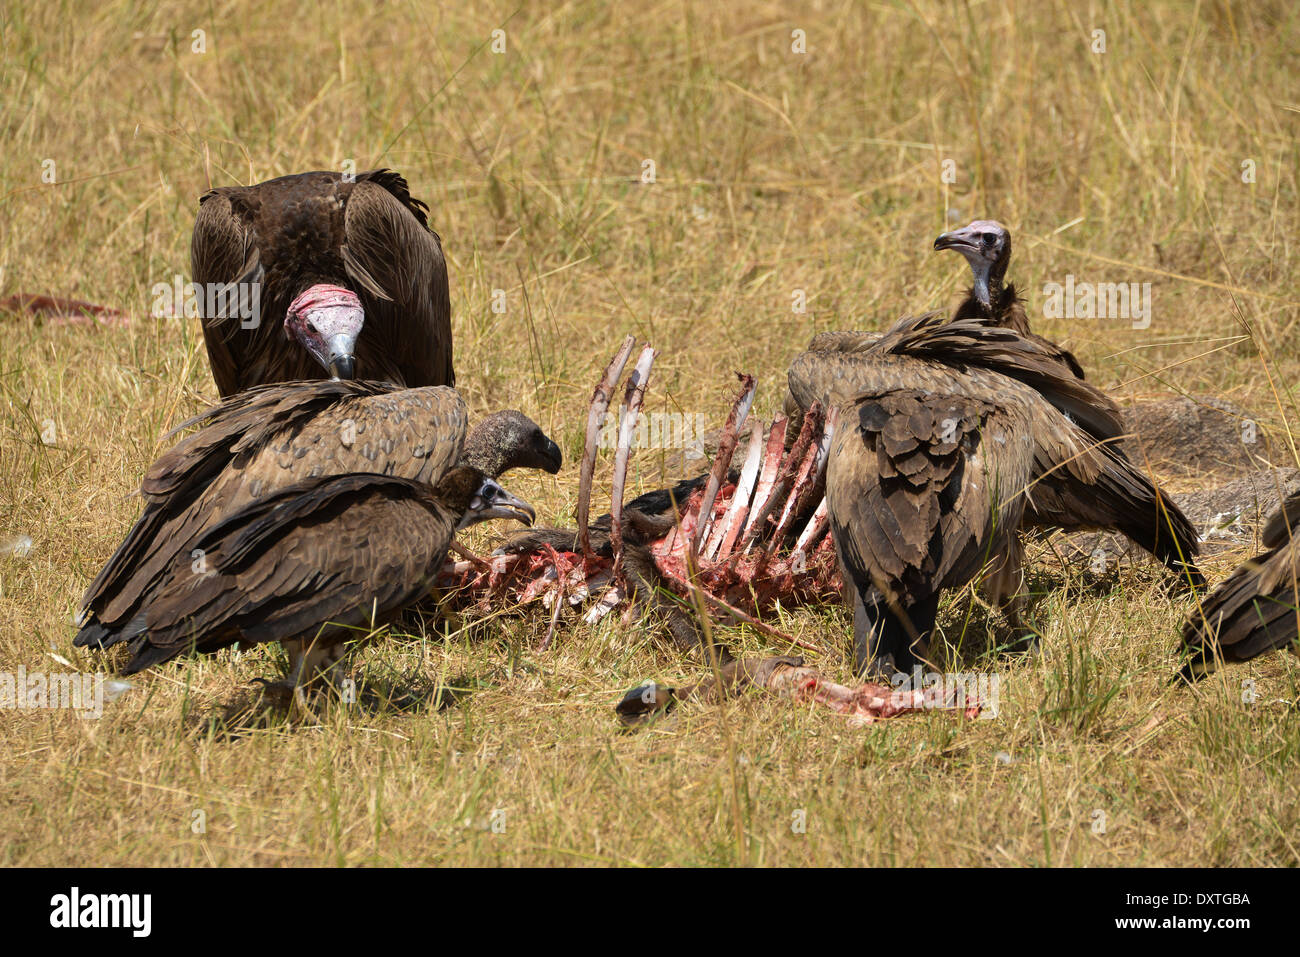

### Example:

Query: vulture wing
xmin=342 ymin=171 xmax=453 ymax=389
xmin=191 ymin=191 xmax=261 ymax=396
xmin=1262 ymin=487 xmax=1300 ymax=550
xmin=111 ymin=473 xmax=458 ymax=672
xmin=1180 ymin=539 xmax=1300 ymax=678
xmin=828 ymin=387 xmax=1026 ymax=600
xmin=1179 ymin=487 xmax=1300 ymax=677
xmin=825 ymin=366 xmax=1039 ymax=673
xmin=877 ymin=312 xmax=1124 ymax=441
xmin=77 ymin=382 xmax=467 ymax=640
xmin=953 ymin=284 xmax=1088 ymax=380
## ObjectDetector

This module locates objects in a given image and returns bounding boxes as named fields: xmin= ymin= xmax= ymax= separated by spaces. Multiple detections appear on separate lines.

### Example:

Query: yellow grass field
xmin=1 ymin=0 xmax=1298 ymax=866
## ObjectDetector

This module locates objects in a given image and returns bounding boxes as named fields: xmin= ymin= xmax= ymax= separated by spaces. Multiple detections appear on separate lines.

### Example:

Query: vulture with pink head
xmin=192 ymin=168 xmax=453 ymax=395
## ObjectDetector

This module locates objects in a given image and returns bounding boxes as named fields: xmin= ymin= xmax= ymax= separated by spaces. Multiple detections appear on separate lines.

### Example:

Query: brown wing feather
xmin=117 ymin=474 xmax=458 ymax=671
xmin=78 ymin=384 xmax=467 ymax=634
xmin=191 ymin=192 xmax=259 ymax=396
xmin=827 ymin=385 xmax=1029 ymax=606
xmin=1181 ymin=538 xmax=1300 ymax=676
xmin=344 ymin=175 xmax=454 ymax=387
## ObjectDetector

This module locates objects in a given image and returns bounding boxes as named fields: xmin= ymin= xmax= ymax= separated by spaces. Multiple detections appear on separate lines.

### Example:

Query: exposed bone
xmin=609 ymin=345 xmax=657 ymax=576
xmin=438 ymin=552 xmax=519 ymax=579
xmin=690 ymin=374 xmax=757 ymax=559
xmin=436 ymin=341 xmax=848 ymax=658
xmin=768 ymin=667 xmax=983 ymax=727
xmin=767 ymin=416 xmax=825 ymax=558
xmin=538 ymin=571 xmax=565 ymax=651
xmin=792 ymin=496 xmax=831 ymax=555
xmin=786 ymin=406 xmax=836 ymax=532
xmin=616 ymin=655 xmax=983 ymax=728
xmin=568 ymin=567 xmax=612 ymax=606
xmin=741 ymin=409 xmax=819 ymax=553
xmin=735 ymin=418 xmax=788 ymax=557
xmin=584 ymin=583 xmax=626 ymax=625
xmin=578 ymin=334 xmax=636 ymax=558
xmin=707 ymin=425 xmax=765 ymax=560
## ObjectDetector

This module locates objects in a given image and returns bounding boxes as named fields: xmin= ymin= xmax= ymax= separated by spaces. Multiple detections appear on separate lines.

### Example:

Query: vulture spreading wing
xmin=813 ymin=314 xmax=1201 ymax=675
xmin=783 ymin=221 xmax=1084 ymax=420
xmin=192 ymin=168 xmax=453 ymax=395
xmin=1180 ymin=488 xmax=1300 ymax=678
xmin=935 ymin=219 xmax=1087 ymax=378
xmin=74 ymin=381 xmax=558 ymax=699
xmin=790 ymin=313 xmax=1200 ymax=587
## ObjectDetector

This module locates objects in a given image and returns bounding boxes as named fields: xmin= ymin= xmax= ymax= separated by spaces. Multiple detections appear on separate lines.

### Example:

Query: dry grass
xmin=2 ymin=0 xmax=1299 ymax=866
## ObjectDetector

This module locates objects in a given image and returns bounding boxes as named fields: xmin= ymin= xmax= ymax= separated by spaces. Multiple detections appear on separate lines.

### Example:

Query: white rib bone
xmin=578 ymin=335 xmax=636 ymax=558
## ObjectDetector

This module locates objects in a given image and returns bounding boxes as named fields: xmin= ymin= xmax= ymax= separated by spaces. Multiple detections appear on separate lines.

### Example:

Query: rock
xmin=1053 ymin=468 xmax=1300 ymax=570
xmin=1122 ymin=396 xmax=1276 ymax=478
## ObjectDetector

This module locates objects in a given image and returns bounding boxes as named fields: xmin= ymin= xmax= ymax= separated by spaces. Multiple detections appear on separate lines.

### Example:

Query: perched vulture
xmin=809 ymin=312 xmax=1201 ymax=675
xmin=192 ymin=168 xmax=453 ymax=395
xmin=74 ymin=379 xmax=559 ymax=702
xmin=1180 ymin=489 xmax=1300 ymax=679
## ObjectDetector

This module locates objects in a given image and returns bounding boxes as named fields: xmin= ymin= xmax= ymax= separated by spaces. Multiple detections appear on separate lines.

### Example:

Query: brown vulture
xmin=73 ymin=378 xmax=559 ymax=703
xmin=806 ymin=312 xmax=1201 ymax=675
xmin=192 ymin=168 xmax=453 ymax=395
xmin=1180 ymin=489 xmax=1300 ymax=679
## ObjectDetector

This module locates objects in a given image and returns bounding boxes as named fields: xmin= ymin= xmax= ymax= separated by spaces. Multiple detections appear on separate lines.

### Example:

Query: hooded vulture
xmin=1180 ymin=489 xmax=1300 ymax=679
xmin=933 ymin=219 xmax=1086 ymax=379
xmin=74 ymin=380 xmax=559 ymax=703
xmin=805 ymin=312 xmax=1201 ymax=675
xmin=192 ymin=168 xmax=453 ymax=395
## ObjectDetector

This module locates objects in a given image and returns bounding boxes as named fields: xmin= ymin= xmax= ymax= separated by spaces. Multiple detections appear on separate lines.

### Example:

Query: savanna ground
xmin=1 ymin=0 xmax=1298 ymax=867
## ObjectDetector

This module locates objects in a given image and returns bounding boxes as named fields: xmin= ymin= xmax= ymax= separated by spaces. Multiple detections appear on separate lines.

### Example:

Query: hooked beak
xmin=537 ymin=437 xmax=563 ymax=474
xmin=458 ymin=478 xmax=536 ymax=529
xmin=934 ymin=226 xmax=981 ymax=254
xmin=325 ymin=333 xmax=357 ymax=380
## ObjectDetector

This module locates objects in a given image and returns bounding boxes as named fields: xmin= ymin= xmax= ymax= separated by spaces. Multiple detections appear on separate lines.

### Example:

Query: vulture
xmin=1180 ymin=489 xmax=1300 ymax=679
xmin=782 ymin=219 xmax=1080 ymax=419
xmin=806 ymin=312 xmax=1201 ymax=675
xmin=74 ymin=379 xmax=559 ymax=703
xmin=934 ymin=219 xmax=1086 ymax=379
xmin=192 ymin=168 xmax=453 ymax=395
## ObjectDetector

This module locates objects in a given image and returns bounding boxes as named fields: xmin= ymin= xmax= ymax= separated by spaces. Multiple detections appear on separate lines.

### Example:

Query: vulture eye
xmin=307 ymin=320 xmax=320 ymax=335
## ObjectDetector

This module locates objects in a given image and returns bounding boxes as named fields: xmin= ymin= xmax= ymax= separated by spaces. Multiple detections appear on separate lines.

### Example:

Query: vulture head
xmin=285 ymin=284 xmax=365 ymax=379
xmin=436 ymin=467 xmax=536 ymax=530
xmin=934 ymin=220 xmax=1011 ymax=314
xmin=461 ymin=411 xmax=563 ymax=478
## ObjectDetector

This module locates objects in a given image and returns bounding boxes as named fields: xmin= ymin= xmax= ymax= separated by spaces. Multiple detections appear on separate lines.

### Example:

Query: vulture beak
xmin=326 ymin=340 xmax=356 ymax=380
xmin=287 ymin=284 xmax=364 ymax=380
xmin=933 ymin=225 xmax=982 ymax=255
xmin=459 ymin=478 xmax=536 ymax=529
xmin=537 ymin=436 xmax=563 ymax=474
